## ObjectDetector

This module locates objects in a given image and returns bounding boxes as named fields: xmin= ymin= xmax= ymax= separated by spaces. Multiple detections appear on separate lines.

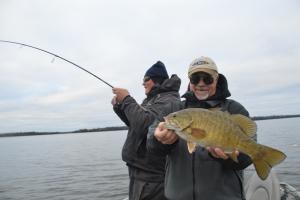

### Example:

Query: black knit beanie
xmin=144 ymin=61 xmax=169 ymax=79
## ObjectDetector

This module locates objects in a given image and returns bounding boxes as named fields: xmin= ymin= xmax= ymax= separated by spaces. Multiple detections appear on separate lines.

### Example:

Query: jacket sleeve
xmin=216 ymin=100 xmax=256 ymax=170
xmin=121 ymin=93 xmax=182 ymax=129
xmin=147 ymin=120 xmax=179 ymax=156
xmin=119 ymin=95 xmax=155 ymax=131
xmin=113 ymin=102 xmax=130 ymax=126
xmin=146 ymin=97 xmax=183 ymax=156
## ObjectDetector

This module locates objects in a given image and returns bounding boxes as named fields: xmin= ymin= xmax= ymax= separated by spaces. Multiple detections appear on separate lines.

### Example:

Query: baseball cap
xmin=188 ymin=56 xmax=218 ymax=78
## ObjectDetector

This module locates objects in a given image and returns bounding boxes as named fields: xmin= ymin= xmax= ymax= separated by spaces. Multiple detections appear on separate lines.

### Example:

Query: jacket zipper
xmin=192 ymin=153 xmax=195 ymax=200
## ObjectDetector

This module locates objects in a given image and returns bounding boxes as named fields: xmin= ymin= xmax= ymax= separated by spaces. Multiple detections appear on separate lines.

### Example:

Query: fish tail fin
xmin=252 ymin=145 xmax=286 ymax=180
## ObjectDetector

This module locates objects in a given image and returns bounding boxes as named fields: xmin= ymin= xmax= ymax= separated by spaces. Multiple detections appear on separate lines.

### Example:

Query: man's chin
xmin=194 ymin=91 xmax=209 ymax=100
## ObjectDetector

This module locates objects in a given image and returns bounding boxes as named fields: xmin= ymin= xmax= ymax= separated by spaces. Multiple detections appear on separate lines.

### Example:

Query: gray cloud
xmin=0 ymin=0 xmax=299 ymax=133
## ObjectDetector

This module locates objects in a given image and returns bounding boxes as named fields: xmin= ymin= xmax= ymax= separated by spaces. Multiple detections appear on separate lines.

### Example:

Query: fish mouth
xmin=163 ymin=117 xmax=178 ymax=131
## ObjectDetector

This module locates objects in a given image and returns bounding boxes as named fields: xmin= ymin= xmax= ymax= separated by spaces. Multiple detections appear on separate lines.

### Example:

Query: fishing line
xmin=0 ymin=40 xmax=114 ymax=88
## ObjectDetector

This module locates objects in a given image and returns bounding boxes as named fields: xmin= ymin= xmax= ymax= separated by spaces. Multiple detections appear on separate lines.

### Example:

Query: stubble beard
xmin=194 ymin=90 xmax=209 ymax=100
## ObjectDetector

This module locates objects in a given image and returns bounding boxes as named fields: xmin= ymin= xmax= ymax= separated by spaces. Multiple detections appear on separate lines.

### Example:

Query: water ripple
xmin=1 ymin=123 xmax=299 ymax=199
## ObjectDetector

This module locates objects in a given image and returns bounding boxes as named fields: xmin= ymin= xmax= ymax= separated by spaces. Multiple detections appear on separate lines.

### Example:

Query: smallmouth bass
xmin=163 ymin=108 xmax=286 ymax=180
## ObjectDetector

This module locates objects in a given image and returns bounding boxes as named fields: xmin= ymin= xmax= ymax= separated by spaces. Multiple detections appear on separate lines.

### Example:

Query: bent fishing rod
xmin=0 ymin=40 xmax=114 ymax=88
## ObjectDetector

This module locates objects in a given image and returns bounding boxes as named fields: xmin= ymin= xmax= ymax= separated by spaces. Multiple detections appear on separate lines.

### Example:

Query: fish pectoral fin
xmin=228 ymin=151 xmax=239 ymax=163
xmin=191 ymin=128 xmax=207 ymax=139
xmin=180 ymin=120 xmax=194 ymax=132
xmin=230 ymin=114 xmax=257 ymax=137
xmin=187 ymin=142 xmax=197 ymax=154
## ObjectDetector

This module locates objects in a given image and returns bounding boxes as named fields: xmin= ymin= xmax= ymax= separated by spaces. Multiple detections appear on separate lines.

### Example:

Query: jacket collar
xmin=147 ymin=74 xmax=181 ymax=98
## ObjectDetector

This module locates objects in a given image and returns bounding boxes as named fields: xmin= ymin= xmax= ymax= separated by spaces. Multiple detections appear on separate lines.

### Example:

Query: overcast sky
xmin=0 ymin=0 xmax=299 ymax=133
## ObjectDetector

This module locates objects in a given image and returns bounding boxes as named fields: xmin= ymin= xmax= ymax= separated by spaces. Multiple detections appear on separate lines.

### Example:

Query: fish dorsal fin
xmin=187 ymin=141 xmax=197 ymax=154
xmin=191 ymin=128 xmax=207 ymax=139
xmin=230 ymin=114 xmax=257 ymax=137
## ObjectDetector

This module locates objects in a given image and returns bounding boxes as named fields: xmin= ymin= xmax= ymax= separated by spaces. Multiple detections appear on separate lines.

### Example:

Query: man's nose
xmin=197 ymin=79 xmax=206 ymax=86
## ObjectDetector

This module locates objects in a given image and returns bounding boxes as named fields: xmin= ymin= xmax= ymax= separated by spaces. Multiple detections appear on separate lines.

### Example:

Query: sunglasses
xmin=143 ymin=76 xmax=151 ymax=83
xmin=190 ymin=72 xmax=214 ymax=85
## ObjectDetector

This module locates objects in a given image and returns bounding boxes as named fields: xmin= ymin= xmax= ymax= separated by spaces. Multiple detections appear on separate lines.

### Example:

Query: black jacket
xmin=113 ymin=74 xmax=181 ymax=182
xmin=147 ymin=74 xmax=255 ymax=199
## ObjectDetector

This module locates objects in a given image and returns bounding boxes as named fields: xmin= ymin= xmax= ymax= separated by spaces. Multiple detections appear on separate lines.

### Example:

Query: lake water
xmin=0 ymin=117 xmax=299 ymax=200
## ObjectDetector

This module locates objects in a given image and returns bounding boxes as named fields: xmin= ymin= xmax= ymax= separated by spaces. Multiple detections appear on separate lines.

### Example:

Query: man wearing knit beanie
xmin=111 ymin=61 xmax=181 ymax=200
xmin=144 ymin=61 xmax=169 ymax=85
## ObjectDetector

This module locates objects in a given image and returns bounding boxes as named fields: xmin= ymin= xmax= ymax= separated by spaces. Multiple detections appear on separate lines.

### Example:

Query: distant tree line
xmin=0 ymin=126 xmax=128 ymax=137
xmin=72 ymin=126 xmax=128 ymax=133
xmin=1 ymin=114 xmax=300 ymax=137
xmin=251 ymin=114 xmax=300 ymax=121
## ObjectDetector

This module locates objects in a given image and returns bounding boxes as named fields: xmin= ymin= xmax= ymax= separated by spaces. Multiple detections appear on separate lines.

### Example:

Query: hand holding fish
xmin=154 ymin=122 xmax=179 ymax=144
xmin=112 ymin=87 xmax=130 ymax=103
xmin=207 ymin=147 xmax=239 ymax=160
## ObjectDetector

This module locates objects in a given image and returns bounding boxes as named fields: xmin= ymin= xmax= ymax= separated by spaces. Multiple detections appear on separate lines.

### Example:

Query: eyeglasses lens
xmin=190 ymin=73 xmax=213 ymax=85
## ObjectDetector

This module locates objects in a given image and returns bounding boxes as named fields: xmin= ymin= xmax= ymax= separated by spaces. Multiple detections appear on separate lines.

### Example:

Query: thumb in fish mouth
xmin=163 ymin=117 xmax=169 ymax=123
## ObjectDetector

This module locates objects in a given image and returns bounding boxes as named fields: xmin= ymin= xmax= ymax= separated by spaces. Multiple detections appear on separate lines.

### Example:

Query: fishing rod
xmin=0 ymin=40 xmax=114 ymax=88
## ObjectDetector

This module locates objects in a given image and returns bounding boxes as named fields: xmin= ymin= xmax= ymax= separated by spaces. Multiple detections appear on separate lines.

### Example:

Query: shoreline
xmin=0 ymin=126 xmax=128 ymax=138
xmin=1 ymin=114 xmax=299 ymax=138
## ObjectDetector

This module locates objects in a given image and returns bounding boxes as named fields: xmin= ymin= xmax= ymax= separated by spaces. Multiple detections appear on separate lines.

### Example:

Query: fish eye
xmin=173 ymin=114 xmax=177 ymax=118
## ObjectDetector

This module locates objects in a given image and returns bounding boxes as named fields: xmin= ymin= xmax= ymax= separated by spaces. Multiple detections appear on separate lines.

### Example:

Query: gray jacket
xmin=147 ymin=74 xmax=255 ymax=199
xmin=113 ymin=74 xmax=181 ymax=182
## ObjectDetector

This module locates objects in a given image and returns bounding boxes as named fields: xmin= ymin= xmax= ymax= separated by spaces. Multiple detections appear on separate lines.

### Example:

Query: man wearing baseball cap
xmin=148 ymin=56 xmax=255 ymax=200
xmin=188 ymin=56 xmax=220 ymax=100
